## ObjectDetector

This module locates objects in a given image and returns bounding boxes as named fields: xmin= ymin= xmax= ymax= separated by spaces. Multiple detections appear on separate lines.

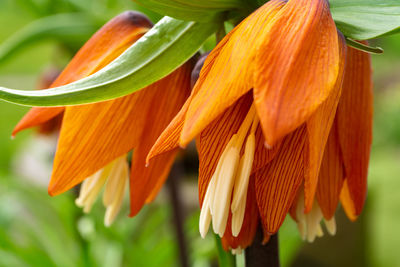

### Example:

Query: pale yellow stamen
xmin=231 ymin=133 xmax=256 ymax=237
xmin=103 ymin=156 xmax=129 ymax=227
xmin=211 ymin=144 xmax=240 ymax=237
xmin=199 ymin=103 xmax=260 ymax=238
xmin=231 ymin=134 xmax=256 ymax=212
xmin=75 ymin=155 xmax=128 ymax=227
xmin=295 ymin=189 xmax=337 ymax=242
xmin=199 ymin=174 xmax=216 ymax=238
xmin=76 ymin=167 xmax=110 ymax=213
xmin=209 ymin=135 xmax=238 ymax=216
xmin=324 ymin=217 xmax=337 ymax=236
xmin=231 ymin=194 xmax=247 ymax=237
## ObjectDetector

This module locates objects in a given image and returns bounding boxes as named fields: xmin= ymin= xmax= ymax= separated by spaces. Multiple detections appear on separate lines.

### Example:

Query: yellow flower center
xmin=200 ymin=104 xmax=259 ymax=238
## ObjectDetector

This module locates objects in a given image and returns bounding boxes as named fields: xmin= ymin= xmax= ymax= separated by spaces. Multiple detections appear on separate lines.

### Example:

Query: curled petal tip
xmin=119 ymin=11 xmax=153 ymax=28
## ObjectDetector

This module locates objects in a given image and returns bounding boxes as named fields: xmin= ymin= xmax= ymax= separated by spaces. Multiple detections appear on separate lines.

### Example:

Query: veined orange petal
xmin=197 ymin=93 xmax=253 ymax=205
xmin=129 ymin=64 xmax=192 ymax=216
xmin=254 ymin=0 xmax=340 ymax=146
xmin=255 ymin=125 xmax=306 ymax=234
xmin=337 ymin=43 xmax=373 ymax=215
xmin=49 ymin=63 xmax=192 ymax=196
xmin=12 ymin=107 xmax=65 ymax=136
xmin=12 ymin=11 xmax=152 ymax=137
xmin=340 ymin=180 xmax=358 ymax=221
xmin=252 ymin=125 xmax=281 ymax=174
xmin=222 ymin=176 xmax=259 ymax=250
xmin=130 ymin=149 xmax=179 ymax=216
xmin=179 ymin=0 xmax=285 ymax=146
xmin=316 ymin=121 xmax=345 ymax=219
xmin=146 ymin=94 xmax=192 ymax=163
xmin=303 ymin=33 xmax=347 ymax=212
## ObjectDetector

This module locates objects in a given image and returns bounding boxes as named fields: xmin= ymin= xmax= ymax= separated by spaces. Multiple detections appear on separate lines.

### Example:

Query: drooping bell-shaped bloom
xmin=148 ymin=0 xmax=372 ymax=252
xmin=13 ymin=11 xmax=193 ymax=225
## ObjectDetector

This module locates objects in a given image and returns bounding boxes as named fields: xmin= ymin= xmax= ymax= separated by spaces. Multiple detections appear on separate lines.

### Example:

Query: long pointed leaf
xmin=0 ymin=17 xmax=218 ymax=107
xmin=133 ymin=0 xmax=242 ymax=22
xmin=330 ymin=0 xmax=400 ymax=40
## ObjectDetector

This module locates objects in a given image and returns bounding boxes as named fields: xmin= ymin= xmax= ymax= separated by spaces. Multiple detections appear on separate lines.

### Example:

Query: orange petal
xmin=13 ymin=11 xmax=151 ymax=136
xmin=146 ymin=94 xmax=192 ymax=163
xmin=129 ymin=65 xmax=192 ymax=216
xmin=255 ymin=125 xmax=306 ymax=234
xmin=12 ymin=107 xmax=64 ymax=136
xmin=252 ymin=125 xmax=282 ymax=174
xmin=254 ymin=0 xmax=340 ymax=146
xmin=180 ymin=0 xmax=285 ymax=146
xmin=337 ymin=43 xmax=373 ymax=215
xmin=315 ymin=121 xmax=345 ymax=219
xmin=197 ymin=93 xmax=253 ymax=205
xmin=340 ymin=180 xmax=358 ymax=221
xmin=303 ymin=33 xmax=347 ymax=212
xmin=222 ymin=176 xmax=259 ymax=250
xmin=49 ymin=64 xmax=192 ymax=196
xmin=130 ymin=149 xmax=179 ymax=216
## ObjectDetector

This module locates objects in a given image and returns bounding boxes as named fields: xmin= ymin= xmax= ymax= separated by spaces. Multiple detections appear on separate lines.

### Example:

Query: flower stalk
xmin=245 ymin=228 xmax=280 ymax=267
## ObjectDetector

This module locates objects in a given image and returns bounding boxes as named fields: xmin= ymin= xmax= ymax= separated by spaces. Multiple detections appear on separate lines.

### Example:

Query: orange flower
xmin=13 ymin=11 xmax=193 ymax=225
xmin=148 ymin=0 xmax=372 ymax=251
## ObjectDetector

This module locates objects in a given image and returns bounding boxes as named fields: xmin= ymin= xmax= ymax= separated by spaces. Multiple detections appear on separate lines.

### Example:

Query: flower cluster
xmin=13 ymin=0 xmax=372 ymax=253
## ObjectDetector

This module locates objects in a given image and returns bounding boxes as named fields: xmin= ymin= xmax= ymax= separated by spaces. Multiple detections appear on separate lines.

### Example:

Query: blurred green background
xmin=0 ymin=0 xmax=400 ymax=266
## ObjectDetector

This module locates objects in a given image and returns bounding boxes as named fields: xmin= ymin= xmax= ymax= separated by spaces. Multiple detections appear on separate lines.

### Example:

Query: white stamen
xmin=75 ymin=169 xmax=107 ymax=213
xmin=198 ymin=104 xmax=259 ymax=239
xmin=75 ymin=155 xmax=129 ymax=227
xmin=231 ymin=134 xmax=256 ymax=212
xmin=231 ymin=196 xmax=246 ymax=237
xmin=103 ymin=156 xmax=129 ymax=227
xmin=295 ymin=190 xmax=333 ymax=242
xmin=324 ymin=217 xmax=337 ymax=236
xmin=209 ymin=136 xmax=237 ymax=216
xmin=230 ymin=134 xmax=256 ymax=236
xmin=212 ymin=146 xmax=240 ymax=237
xmin=199 ymin=175 xmax=216 ymax=238
xmin=316 ymin=224 xmax=324 ymax=238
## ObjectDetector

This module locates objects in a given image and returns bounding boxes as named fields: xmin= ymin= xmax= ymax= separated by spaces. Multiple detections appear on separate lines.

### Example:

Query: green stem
xmin=214 ymin=234 xmax=236 ymax=267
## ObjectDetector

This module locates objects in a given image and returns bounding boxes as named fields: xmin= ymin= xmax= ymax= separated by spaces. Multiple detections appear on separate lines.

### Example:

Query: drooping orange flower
xmin=13 ymin=11 xmax=193 ymax=225
xmin=148 ymin=0 xmax=372 ymax=251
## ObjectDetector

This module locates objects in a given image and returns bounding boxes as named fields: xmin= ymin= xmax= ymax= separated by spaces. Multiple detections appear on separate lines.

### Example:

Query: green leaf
xmin=330 ymin=0 xmax=400 ymax=40
xmin=133 ymin=0 xmax=243 ymax=22
xmin=0 ymin=17 xmax=218 ymax=107
xmin=0 ymin=13 xmax=100 ymax=64
xmin=345 ymin=38 xmax=384 ymax=55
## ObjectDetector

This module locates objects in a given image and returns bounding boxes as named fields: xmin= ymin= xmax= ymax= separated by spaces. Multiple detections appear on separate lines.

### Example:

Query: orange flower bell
xmin=13 ymin=11 xmax=193 ymax=225
xmin=148 ymin=0 xmax=372 ymax=252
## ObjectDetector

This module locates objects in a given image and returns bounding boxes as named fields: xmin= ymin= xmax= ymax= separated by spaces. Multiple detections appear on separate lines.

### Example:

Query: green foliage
xmin=133 ymin=0 xmax=243 ymax=22
xmin=0 ymin=17 xmax=218 ymax=106
xmin=330 ymin=0 xmax=400 ymax=40
xmin=0 ymin=13 xmax=101 ymax=64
